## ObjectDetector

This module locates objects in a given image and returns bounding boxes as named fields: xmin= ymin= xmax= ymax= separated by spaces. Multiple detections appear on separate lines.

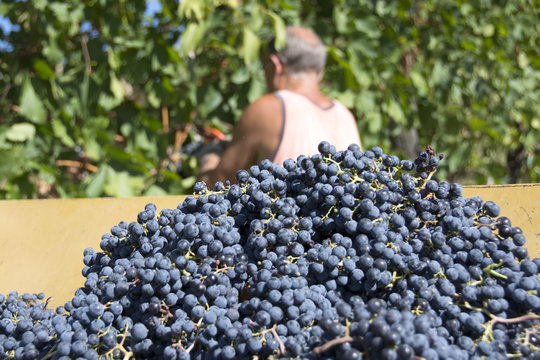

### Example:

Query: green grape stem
xmin=101 ymin=324 xmax=133 ymax=360
xmin=41 ymin=344 xmax=58 ymax=360
xmin=483 ymin=260 xmax=508 ymax=280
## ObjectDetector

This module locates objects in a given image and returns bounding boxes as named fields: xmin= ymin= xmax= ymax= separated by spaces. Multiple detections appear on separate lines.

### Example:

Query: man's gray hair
xmin=267 ymin=27 xmax=326 ymax=75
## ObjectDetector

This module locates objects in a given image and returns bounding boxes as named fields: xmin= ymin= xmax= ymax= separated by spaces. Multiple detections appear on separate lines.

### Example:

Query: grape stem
xmin=101 ymin=324 xmax=133 ymax=360
xmin=482 ymin=313 xmax=540 ymax=342
xmin=312 ymin=326 xmax=353 ymax=356
xmin=252 ymin=324 xmax=286 ymax=355
xmin=43 ymin=296 xmax=53 ymax=310
xmin=473 ymin=222 xmax=495 ymax=229
xmin=270 ymin=326 xmax=286 ymax=356
xmin=491 ymin=313 xmax=540 ymax=325
xmin=41 ymin=343 xmax=58 ymax=360
xmin=418 ymin=170 xmax=435 ymax=189
xmin=160 ymin=300 xmax=174 ymax=323
xmin=173 ymin=319 xmax=203 ymax=353
xmin=461 ymin=300 xmax=495 ymax=318
xmin=322 ymin=156 xmax=343 ymax=175
xmin=483 ymin=260 xmax=508 ymax=280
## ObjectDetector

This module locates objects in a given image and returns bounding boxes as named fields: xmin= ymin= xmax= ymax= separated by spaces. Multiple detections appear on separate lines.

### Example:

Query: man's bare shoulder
xmin=241 ymin=93 xmax=282 ymax=127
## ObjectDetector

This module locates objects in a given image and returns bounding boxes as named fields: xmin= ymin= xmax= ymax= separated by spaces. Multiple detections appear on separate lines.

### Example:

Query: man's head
xmin=264 ymin=26 xmax=326 ymax=91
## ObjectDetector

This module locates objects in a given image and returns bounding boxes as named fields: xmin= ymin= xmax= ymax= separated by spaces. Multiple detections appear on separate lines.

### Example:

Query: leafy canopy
xmin=0 ymin=0 xmax=538 ymax=199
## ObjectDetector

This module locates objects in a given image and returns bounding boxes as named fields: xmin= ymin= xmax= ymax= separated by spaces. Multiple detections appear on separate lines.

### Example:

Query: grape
xmin=1 ymin=143 xmax=539 ymax=359
xmin=131 ymin=323 xmax=148 ymax=341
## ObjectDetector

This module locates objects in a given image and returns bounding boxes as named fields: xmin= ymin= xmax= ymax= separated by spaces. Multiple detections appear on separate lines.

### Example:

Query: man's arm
xmin=199 ymin=94 xmax=282 ymax=186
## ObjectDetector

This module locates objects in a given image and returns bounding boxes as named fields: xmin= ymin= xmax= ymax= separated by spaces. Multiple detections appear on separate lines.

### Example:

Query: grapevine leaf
xmin=19 ymin=78 xmax=47 ymax=124
xmin=5 ymin=123 xmax=36 ymax=142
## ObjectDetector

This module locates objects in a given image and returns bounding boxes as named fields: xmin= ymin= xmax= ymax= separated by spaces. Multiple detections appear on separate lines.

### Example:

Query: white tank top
xmin=271 ymin=90 xmax=362 ymax=165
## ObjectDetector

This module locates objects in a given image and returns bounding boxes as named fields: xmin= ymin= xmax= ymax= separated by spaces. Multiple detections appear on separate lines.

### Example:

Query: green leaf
xmin=120 ymin=123 xmax=132 ymax=137
xmin=147 ymin=89 xmax=160 ymax=108
xmin=49 ymin=3 xmax=69 ymax=20
xmin=334 ymin=7 xmax=348 ymax=34
xmin=179 ymin=176 xmax=197 ymax=190
xmin=248 ymin=7 xmax=264 ymax=31
xmin=135 ymin=131 xmax=153 ymax=152
xmin=241 ymin=27 xmax=261 ymax=65
xmin=409 ymin=71 xmax=428 ymax=97
xmin=110 ymin=72 xmax=124 ymax=101
xmin=121 ymin=39 xmax=147 ymax=49
xmin=33 ymin=59 xmax=55 ymax=80
xmin=230 ymin=69 xmax=250 ymax=84
xmin=158 ymin=170 xmax=181 ymax=181
xmin=166 ymin=46 xmax=182 ymax=63
xmin=5 ymin=123 xmax=36 ymax=142
xmin=85 ymin=138 xmax=103 ymax=161
xmin=107 ymin=48 xmax=119 ymax=71
xmin=460 ymin=40 xmax=477 ymax=51
xmin=19 ymin=78 xmax=47 ymax=124
xmin=353 ymin=69 xmax=371 ymax=88
xmin=38 ymin=166 xmax=56 ymax=185
xmin=336 ymin=91 xmax=355 ymax=108
xmin=42 ymin=43 xmax=63 ymax=64
xmin=98 ymin=93 xmax=121 ymax=111
xmin=178 ymin=0 xmax=204 ymax=21
xmin=161 ymin=77 xmax=175 ymax=94
xmin=429 ymin=61 xmax=450 ymax=86
xmin=518 ymin=53 xmax=529 ymax=69
xmin=482 ymin=24 xmax=495 ymax=37
xmin=85 ymin=164 xmax=109 ymax=197
xmin=531 ymin=118 xmax=540 ymax=130
xmin=201 ymin=86 xmax=223 ymax=116
xmin=383 ymin=100 xmax=405 ymax=124
xmin=470 ymin=116 xmax=486 ymax=131
xmin=104 ymin=170 xmax=144 ymax=198
xmin=495 ymin=20 xmax=508 ymax=37
xmin=356 ymin=91 xmax=377 ymax=112
xmin=267 ymin=11 xmax=286 ymax=50
xmin=0 ymin=147 xmax=31 ymax=179
xmin=354 ymin=18 xmax=381 ymax=39
xmin=247 ymin=78 xmax=265 ymax=103
xmin=178 ymin=23 xmax=205 ymax=55
xmin=144 ymin=184 xmax=168 ymax=197
xmin=52 ymin=119 xmax=75 ymax=147
xmin=277 ymin=1 xmax=296 ymax=11
xmin=105 ymin=145 xmax=133 ymax=162
xmin=523 ymin=131 xmax=537 ymax=150
xmin=366 ymin=112 xmax=383 ymax=133
xmin=347 ymin=49 xmax=371 ymax=87
xmin=0 ymin=3 xmax=12 ymax=14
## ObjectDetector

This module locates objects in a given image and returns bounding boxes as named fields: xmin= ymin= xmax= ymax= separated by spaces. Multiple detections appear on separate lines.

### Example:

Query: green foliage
xmin=0 ymin=0 xmax=538 ymax=198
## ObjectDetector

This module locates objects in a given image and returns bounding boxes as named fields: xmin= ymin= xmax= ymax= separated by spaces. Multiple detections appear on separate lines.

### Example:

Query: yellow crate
xmin=0 ymin=184 xmax=538 ymax=307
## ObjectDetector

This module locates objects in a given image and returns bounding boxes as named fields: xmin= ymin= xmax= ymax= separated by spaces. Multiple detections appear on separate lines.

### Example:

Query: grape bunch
xmin=1 ymin=141 xmax=539 ymax=360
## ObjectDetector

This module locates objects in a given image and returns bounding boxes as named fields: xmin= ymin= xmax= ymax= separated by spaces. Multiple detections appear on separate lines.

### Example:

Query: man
xmin=200 ymin=26 xmax=362 ymax=185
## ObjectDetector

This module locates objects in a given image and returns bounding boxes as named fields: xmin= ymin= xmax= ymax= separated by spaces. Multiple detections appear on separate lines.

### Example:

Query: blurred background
xmin=0 ymin=0 xmax=538 ymax=199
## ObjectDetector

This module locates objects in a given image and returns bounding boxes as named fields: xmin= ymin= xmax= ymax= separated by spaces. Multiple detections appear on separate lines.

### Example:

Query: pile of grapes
xmin=2 ymin=142 xmax=539 ymax=360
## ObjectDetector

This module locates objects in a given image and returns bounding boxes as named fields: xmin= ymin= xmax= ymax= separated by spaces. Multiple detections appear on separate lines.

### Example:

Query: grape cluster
xmin=1 ymin=142 xmax=539 ymax=359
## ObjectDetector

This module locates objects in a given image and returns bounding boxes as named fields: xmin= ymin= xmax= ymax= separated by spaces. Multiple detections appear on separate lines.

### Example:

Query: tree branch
xmin=80 ymin=35 xmax=92 ymax=75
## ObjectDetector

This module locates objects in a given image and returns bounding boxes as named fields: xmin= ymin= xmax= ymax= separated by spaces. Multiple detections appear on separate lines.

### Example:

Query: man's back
xmin=199 ymin=26 xmax=362 ymax=185
xmin=271 ymin=90 xmax=361 ymax=165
